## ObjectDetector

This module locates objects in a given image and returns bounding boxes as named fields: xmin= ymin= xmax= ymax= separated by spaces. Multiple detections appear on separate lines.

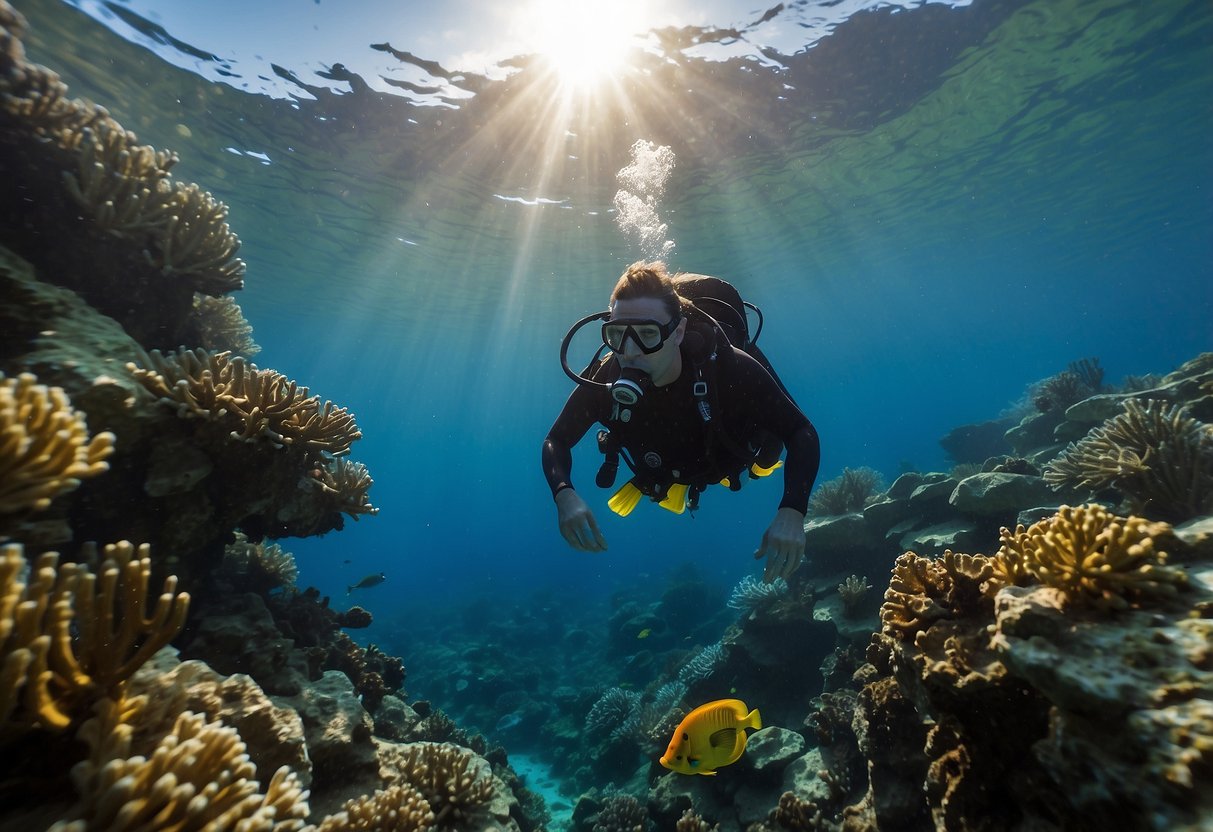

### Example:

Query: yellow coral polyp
xmin=0 ymin=372 xmax=114 ymax=514
xmin=995 ymin=504 xmax=1187 ymax=611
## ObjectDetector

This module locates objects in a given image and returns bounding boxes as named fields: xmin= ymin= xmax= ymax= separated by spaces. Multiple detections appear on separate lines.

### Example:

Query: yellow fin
xmin=659 ymin=482 xmax=688 ymax=514
xmin=750 ymin=460 xmax=783 ymax=478
xmin=608 ymin=480 xmax=643 ymax=516
xmin=719 ymin=477 xmax=731 ymax=488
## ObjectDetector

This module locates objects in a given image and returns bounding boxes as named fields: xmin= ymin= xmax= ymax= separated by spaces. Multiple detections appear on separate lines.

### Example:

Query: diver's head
xmin=607 ymin=262 xmax=689 ymax=387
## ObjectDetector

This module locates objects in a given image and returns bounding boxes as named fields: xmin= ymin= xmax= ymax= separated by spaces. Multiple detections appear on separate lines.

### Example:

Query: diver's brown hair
xmin=610 ymin=261 xmax=689 ymax=321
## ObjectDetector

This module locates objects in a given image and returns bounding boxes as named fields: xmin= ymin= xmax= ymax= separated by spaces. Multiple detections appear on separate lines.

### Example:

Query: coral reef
xmin=51 ymin=698 xmax=309 ymax=832
xmin=193 ymin=294 xmax=260 ymax=358
xmin=0 ymin=10 xmax=245 ymax=347
xmin=0 ymin=372 xmax=113 ymax=517
xmin=995 ymin=504 xmax=1187 ymax=611
xmin=1044 ymin=399 xmax=1213 ymax=522
xmin=221 ymin=531 xmax=300 ymax=595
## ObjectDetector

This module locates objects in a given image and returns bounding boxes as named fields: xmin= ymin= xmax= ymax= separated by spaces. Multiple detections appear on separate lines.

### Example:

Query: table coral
xmin=0 ymin=372 xmax=114 ymax=515
xmin=995 ymin=504 xmax=1187 ymax=611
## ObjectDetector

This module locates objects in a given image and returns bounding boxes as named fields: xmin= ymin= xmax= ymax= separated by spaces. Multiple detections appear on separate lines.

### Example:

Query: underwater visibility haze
xmin=1 ymin=0 xmax=1211 ymax=828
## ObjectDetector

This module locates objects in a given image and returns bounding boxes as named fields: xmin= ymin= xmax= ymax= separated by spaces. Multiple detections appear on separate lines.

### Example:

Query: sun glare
xmin=521 ymin=0 xmax=651 ymax=88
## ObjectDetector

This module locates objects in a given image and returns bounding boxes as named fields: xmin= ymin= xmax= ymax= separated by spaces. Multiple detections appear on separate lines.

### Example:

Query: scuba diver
xmin=542 ymin=261 xmax=821 ymax=583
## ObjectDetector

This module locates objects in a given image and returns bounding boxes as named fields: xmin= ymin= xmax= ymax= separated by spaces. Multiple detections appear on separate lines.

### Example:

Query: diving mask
xmin=601 ymin=316 xmax=682 ymax=355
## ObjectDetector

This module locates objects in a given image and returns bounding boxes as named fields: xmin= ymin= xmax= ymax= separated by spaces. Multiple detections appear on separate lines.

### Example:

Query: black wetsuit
xmin=543 ymin=336 xmax=821 ymax=513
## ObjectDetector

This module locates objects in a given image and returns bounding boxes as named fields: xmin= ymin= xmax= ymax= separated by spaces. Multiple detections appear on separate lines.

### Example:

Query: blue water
xmin=17 ymin=0 xmax=1212 ymax=746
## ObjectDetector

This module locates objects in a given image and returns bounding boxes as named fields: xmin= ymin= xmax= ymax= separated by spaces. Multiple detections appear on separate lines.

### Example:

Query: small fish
xmin=637 ymin=628 xmax=651 ymax=639
xmin=343 ymin=559 xmax=352 ymax=564
xmin=659 ymin=698 xmax=762 ymax=776
xmin=347 ymin=572 xmax=386 ymax=594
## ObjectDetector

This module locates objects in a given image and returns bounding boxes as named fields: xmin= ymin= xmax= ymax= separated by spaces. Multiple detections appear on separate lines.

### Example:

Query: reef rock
xmin=949 ymin=472 xmax=1059 ymax=517
xmin=129 ymin=647 xmax=311 ymax=786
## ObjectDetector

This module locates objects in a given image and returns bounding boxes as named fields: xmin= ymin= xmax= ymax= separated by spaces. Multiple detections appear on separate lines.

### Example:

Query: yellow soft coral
xmin=1 ymin=541 xmax=189 ymax=736
xmin=0 ymin=372 xmax=114 ymax=514
xmin=994 ymin=504 xmax=1187 ymax=611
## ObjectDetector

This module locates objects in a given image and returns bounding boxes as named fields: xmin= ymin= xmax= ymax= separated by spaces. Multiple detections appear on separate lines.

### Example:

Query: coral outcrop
xmin=51 ymin=698 xmax=310 ymax=832
xmin=0 ymin=2 xmax=246 ymax=347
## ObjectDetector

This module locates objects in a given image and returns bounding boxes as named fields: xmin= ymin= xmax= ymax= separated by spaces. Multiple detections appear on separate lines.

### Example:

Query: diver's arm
xmin=726 ymin=348 xmax=821 ymax=580
xmin=543 ymin=387 xmax=608 ymax=552
xmin=726 ymin=348 xmax=821 ymax=512
xmin=541 ymin=385 xmax=599 ymax=498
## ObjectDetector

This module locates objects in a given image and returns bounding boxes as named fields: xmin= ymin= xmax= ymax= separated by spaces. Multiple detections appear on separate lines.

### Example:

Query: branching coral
xmin=62 ymin=120 xmax=179 ymax=235
xmin=193 ymin=294 xmax=260 ymax=357
xmin=1043 ymin=399 xmax=1213 ymax=522
xmin=128 ymin=348 xmax=363 ymax=460
xmin=808 ymin=467 xmax=885 ymax=516
xmin=0 ymin=372 xmax=114 ymax=514
xmin=309 ymin=458 xmax=379 ymax=519
xmin=392 ymin=742 xmax=495 ymax=829
xmin=312 ymin=784 xmax=434 ymax=832
xmin=837 ymin=575 xmax=872 ymax=616
xmin=1031 ymin=358 xmax=1104 ymax=413
xmin=2 ymin=47 xmax=245 ymax=296
xmin=52 ymin=697 xmax=308 ymax=831
xmin=994 ymin=504 xmax=1187 ymax=611
xmin=1 ymin=541 xmax=189 ymax=736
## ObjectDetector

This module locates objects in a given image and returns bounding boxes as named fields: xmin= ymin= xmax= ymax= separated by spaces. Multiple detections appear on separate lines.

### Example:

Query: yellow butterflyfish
xmin=659 ymin=698 xmax=762 ymax=776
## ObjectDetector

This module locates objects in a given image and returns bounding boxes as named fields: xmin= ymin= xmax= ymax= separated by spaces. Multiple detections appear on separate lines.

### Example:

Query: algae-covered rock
xmin=949 ymin=472 xmax=1059 ymax=516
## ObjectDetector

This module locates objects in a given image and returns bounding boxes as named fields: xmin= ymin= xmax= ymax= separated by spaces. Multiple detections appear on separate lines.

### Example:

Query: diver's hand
xmin=753 ymin=506 xmax=806 ymax=583
xmin=555 ymin=488 xmax=608 ymax=552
